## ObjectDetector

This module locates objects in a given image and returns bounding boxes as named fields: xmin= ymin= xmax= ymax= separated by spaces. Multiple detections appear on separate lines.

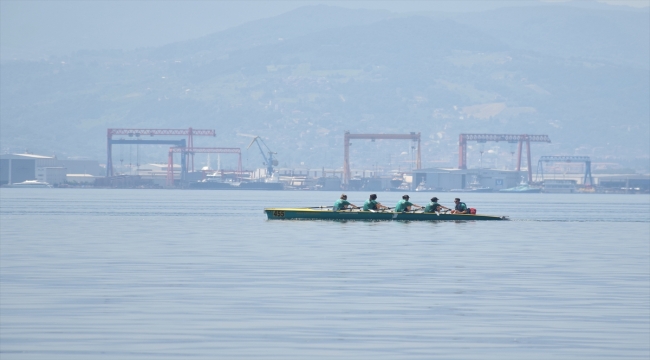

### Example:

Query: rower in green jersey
xmin=362 ymin=194 xmax=388 ymax=211
xmin=423 ymin=197 xmax=451 ymax=213
xmin=451 ymin=198 xmax=469 ymax=214
xmin=333 ymin=194 xmax=359 ymax=211
xmin=394 ymin=194 xmax=423 ymax=212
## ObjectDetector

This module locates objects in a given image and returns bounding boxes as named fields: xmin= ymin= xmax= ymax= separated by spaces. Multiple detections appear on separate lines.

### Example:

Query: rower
xmin=333 ymin=194 xmax=358 ymax=211
xmin=451 ymin=198 xmax=469 ymax=214
xmin=362 ymin=194 xmax=388 ymax=211
xmin=424 ymin=197 xmax=451 ymax=213
xmin=394 ymin=194 xmax=423 ymax=212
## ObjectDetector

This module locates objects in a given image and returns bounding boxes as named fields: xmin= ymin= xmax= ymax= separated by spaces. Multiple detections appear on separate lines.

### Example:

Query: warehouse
xmin=411 ymin=168 xmax=523 ymax=191
xmin=0 ymin=153 xmax=103 ymax=186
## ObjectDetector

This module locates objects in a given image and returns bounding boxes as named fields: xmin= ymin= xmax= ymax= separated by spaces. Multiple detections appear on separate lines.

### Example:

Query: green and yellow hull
xmin=264 ymin=208 xmax=508 ymax=221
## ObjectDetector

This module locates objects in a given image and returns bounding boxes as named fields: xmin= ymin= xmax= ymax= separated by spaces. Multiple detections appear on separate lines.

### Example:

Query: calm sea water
xmin=1 ymin=189 xmax=649 ymax=359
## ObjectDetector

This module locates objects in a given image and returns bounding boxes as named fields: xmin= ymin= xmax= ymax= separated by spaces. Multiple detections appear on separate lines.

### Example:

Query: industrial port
xmin=1 ymin=127 xmax=648 ymax=194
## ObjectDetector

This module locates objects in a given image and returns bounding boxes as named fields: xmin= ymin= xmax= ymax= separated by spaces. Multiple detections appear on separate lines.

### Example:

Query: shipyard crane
xmin=167 ymin=147 xmax=242 ymax=187
xmin=536 ymin=156 xmax=593 ymax=186
xmin=343 ymin=131 xmax=421 ymax=187
xmin=106 ymin=128 xmax=216 ymax=177
xmin=238 ymin=134 xmax=278 ymax=177
xmin=458 ymin=134 xmax=551 ymax=183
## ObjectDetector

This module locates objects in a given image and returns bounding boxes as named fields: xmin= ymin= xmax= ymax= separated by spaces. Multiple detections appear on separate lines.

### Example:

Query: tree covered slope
xmin=1 ymin=4 xmax=648 ymax=169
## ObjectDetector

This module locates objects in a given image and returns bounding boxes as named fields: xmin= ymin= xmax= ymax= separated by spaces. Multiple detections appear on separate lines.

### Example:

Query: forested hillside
xmin=1 ymin=4 xmax=648 ymax=170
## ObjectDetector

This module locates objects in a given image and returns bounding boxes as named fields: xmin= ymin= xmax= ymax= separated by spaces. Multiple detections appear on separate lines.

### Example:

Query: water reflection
xmin=0 ymin=190 xmax=648 ymax=359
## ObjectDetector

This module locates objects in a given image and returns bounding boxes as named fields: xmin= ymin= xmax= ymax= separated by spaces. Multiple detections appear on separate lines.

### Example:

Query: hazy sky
xmin=1 ymin=0 xmax=648 ymax=60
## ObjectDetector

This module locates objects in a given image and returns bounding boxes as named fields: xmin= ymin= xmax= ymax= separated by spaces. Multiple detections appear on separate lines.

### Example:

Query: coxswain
xmin=424 ymin=197 xmax=451 ymax=213
xmin=394 ymin=194 xmax=422 ymax=212
xmin=362 ymin=193 xmax=388 ymax=211
xmin=451 ymin=198 xmax=469 ymax=214
xmin=333 ymin=194 xmax=358 ymax=211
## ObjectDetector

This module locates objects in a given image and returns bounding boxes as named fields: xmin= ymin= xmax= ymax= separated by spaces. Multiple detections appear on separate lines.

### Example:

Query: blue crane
xmin=239 ymin=134 xmax=278 ymax=177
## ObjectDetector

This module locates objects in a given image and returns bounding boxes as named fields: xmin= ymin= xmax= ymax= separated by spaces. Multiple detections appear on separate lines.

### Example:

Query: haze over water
xmin=1 ymin=189 xmax=648 ymax=359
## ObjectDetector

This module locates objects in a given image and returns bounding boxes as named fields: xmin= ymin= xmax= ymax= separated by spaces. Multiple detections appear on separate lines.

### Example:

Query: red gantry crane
xmin=343 ymin=131 xmax=421 ymax=187
xmin=106 ymin=128 xmax=216 ymax=177
xmin=458 ymin=134 xmax=551 ymax=183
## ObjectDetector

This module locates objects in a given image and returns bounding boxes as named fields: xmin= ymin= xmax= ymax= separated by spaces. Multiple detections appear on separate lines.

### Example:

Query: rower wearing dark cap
xmin=394 ymin=194 xmax=422 ymax=212
xmin=424 ymin=197 xmax=451 ymax=213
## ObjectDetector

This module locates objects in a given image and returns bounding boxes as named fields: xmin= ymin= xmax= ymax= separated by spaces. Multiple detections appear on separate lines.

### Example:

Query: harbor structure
xmin=458 ymin=134 xmax=552 ymax=183
xmin=343 ymin=132 xmax=421 ymax=188
xmin=536 ymin=156 xmax=593 ymax=186
xmin=105 ymin=128 xmax=216 ymax=177
xmin=412 ymin=168 xmax=523 ymax=192
xmin=166 ymin=147 xmax=242 ymax=187
xmin=0 ymin=153 xmax=103 ymax=186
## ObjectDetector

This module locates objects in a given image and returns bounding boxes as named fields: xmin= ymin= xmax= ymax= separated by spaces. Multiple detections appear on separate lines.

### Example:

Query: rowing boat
xmin=264 ymin=208 xmax=508 ymax=221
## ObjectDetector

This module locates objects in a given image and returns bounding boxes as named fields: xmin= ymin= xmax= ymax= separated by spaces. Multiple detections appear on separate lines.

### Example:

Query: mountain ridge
xmin=1 ymin=4 xmax=648 ymax=171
